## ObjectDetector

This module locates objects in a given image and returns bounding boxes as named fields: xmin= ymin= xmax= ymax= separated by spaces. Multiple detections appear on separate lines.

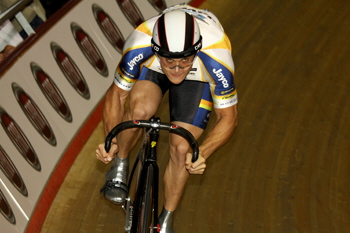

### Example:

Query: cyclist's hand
xmin=96 ymin=142 xmax=118 ymax=164
xmin=185 ymin=153 xmax=206 ymax=174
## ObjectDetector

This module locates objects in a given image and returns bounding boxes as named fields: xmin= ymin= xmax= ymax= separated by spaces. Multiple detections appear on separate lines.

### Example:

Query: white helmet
xmin=151 ymin=10 xmax=202 ymax=58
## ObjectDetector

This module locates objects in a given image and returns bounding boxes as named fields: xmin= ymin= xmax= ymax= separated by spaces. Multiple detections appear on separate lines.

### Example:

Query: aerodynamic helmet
xmin=151 ymin=10 xmax=202 ymax=58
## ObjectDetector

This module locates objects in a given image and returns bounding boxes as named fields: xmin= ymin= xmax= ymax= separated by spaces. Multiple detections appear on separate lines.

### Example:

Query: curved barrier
xmin=0 ymin=0 xmax=192 ymax=232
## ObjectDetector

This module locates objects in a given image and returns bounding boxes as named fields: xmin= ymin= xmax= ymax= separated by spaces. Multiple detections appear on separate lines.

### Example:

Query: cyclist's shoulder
xmin=120 ymin=21 xmax=155 ymax=66
xmin=192 ymin=50 xmax=234 ymax=87
xmin=196 ymin=43 xmax=234 ymax=78
xmin=122 ymin=14 xmax=159 ymax=54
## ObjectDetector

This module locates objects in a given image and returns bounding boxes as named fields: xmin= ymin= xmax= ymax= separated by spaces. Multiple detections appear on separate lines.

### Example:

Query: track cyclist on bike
xmin=96 ymin=4 xmax=238 ymax=232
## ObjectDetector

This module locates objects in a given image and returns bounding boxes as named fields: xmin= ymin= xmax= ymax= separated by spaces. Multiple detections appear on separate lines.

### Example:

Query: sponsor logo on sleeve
xmin=128 ymin=53 xmax=143 ymax=70
xmin=220 ymin=87 xmax=234 ymax=95
xmin=213 ymin=68 xmax=229 ymax=88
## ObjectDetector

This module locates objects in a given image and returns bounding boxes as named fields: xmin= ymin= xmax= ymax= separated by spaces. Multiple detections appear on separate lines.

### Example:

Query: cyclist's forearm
xmin=103 ymin=84 xmax=128 ymax=139
xmin=199 ymin=106 xmax=238 ymax=159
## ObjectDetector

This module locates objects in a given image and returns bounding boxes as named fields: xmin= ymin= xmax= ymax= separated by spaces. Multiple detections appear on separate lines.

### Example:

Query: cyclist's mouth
xmin=167 ymin=74 xmax=185 ymax=84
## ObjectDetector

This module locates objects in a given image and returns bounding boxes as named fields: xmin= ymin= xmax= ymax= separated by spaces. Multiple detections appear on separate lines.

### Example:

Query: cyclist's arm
xmin=186 ymin=104 xmax=238 ymax=173
xmin=96 ymin=83 xmax=129 ymax=163
xmin=103 ymin=83 xmax=129 ymax=139
xmin=97 ymin=19 xmax=155 ymax=163
xmin=200 ymin=104 xmax=238 ymax=159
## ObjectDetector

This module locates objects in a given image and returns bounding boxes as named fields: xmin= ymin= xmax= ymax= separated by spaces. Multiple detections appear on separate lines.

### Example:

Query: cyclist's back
xmin=115 ymin=4 xmax=237 ymax=109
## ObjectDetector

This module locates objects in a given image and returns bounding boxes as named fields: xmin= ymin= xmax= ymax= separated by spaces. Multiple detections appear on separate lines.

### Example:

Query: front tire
xmin=131 ymin=165 xmax=156 ymax=233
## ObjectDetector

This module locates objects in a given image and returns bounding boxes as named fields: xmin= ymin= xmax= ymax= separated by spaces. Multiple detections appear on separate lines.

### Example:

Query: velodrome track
xmin=41 ymin=0 xmax=350 ymax=232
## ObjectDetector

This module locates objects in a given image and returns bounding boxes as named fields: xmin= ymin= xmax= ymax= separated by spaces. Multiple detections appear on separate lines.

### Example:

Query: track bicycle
xmin=104 ymin=117 xmax=199 ymax=233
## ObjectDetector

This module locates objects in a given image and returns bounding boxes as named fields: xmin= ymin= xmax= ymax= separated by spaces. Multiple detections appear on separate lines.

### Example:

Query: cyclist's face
xmin=158 ymin=55 xmax=195 ymax=84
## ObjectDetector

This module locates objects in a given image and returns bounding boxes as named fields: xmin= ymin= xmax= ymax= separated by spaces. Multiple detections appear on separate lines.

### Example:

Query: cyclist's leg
xmin=116 ymin=80 xmax=163 ymax=158
xmin=103 ymin=80 xmax=162 ymax=204
xmin=159 ymin=121 xmax=203 ymax=232
xmin=102 ymin=68 xmax=170 ymax=204
xmin=117 ymin=68 xmax=170 ymax=158
xmin=163 ymin=122 xmax=203 ymax=210
xmin=161 ymin=80 xmax=212 ymax=232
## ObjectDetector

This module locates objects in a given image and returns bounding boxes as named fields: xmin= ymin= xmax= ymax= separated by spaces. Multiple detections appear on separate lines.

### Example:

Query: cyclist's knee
xmin=169 ymin=139 xmax=189 ymax=164
xmin=127 ymin=105 xmax=154 ymax=121
xmin=133 ymin=107 xmax=150 ymax=120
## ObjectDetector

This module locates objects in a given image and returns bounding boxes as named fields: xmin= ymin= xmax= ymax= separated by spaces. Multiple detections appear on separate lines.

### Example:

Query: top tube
xmin=105 ymin=119 xmax=199 ymax=162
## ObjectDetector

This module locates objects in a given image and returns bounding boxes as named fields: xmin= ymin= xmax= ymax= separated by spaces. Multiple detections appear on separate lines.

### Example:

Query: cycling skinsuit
xmin=114 ymin=4 xmax=238 ymax=129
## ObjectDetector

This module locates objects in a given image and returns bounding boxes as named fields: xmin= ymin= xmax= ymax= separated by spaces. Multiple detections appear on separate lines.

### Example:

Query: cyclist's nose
xmin=175 ymin=60 xmax=182 ymax=66
xmin=169 ymin=62 xmax=181 ymax=69
xmin=173 ymin=66 xmax=182 ymax=72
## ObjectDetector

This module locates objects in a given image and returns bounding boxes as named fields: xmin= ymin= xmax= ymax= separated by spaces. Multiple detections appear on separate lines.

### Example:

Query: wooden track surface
xmin=41 ymin=0 xmax=350 ymax=232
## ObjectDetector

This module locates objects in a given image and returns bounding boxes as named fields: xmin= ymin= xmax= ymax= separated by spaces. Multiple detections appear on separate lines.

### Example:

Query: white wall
xmin=0 ymin=0 xmax=188 ymax=232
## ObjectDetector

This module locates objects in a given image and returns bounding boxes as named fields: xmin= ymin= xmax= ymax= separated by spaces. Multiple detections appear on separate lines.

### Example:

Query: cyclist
xmin=96 ymin=4 xmax=238 ymax=232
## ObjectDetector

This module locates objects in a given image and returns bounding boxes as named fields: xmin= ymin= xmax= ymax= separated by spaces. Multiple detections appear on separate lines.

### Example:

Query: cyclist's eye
xmin=180 ymin=59 xmax=191 ymax=65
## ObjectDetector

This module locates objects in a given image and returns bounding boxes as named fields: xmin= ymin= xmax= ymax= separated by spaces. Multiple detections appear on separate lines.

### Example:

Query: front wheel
xmin=131 ymin=164 xmax=158 ymax=233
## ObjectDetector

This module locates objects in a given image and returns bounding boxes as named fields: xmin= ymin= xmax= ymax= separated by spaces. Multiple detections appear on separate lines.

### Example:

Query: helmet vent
xmin=151 ymin=10 xmax=202 ymax=58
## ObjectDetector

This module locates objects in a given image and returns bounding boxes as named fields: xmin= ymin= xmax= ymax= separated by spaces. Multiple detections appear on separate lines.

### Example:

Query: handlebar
xmin=105 ymin=119 xmax=199 ymax=162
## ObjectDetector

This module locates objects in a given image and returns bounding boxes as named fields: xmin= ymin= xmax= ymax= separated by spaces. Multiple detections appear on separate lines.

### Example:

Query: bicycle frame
xmin=105 ymin=117 xmax=199 ymax=233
